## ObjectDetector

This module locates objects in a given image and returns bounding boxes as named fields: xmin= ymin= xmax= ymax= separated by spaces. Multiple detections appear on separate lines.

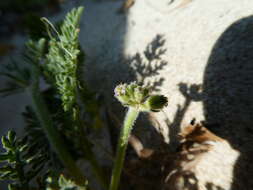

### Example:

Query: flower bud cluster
xmin=114 ymin=82 xmax=168 ymax=112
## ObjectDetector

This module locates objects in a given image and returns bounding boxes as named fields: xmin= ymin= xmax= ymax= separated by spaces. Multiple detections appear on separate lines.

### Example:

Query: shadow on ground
xmin=165 ymin=82 xmax=203 ymax=148
xmin=160 ymin=15 xmax=253 ymax=190
xmin=203 ymin=15 xmax=253 ymax=189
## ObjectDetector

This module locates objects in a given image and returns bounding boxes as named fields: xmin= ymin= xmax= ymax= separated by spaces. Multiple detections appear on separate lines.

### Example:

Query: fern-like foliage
xmin=0 ymin=130 xmax=86 ymax=190
xmin=0 ymin=38 xmax=45 ymax=96
xmin=0 ymin=6 xmax=105 ymax=189
xmin=43 ymin=7 xmax=84 ymax=112
xmin=22 ymin=89 xmax=82 ymax=165
xmin=125 ymin=34 xmax=168 ymax=92
xmin=0 ymin=131 xmax=46 ymax=190
xmin=22 ymin=106 xmax=62 ymax=169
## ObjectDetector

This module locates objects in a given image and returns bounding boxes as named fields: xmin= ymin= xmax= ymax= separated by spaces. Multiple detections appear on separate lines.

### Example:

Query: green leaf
xmin=19 ymin=144 xmax=29 ymax=152
xmin=0 ymin=165 xmax=14 ymax=173
xmin=0 ymin=38 xmax=46 ymax=97
xmin=2 ymin=136 xmax=12 ymax=150
xmin=0 ymin=170 xmax=13 ymax=180
xmin=7 ymin=172 xmax=18 ymax=180
xmin=0 ymin=129 xmax=48 ymax=188
xmin=7 ymin=131 xmax=16 ymax=144
xmin=43 ymin=6 xmax=84 ymax=112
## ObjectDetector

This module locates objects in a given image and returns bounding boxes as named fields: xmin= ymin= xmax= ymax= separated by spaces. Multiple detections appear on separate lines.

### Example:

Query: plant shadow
xmin=123 ymin=34 xmax=167 ymax=91
xmin=165 ymin=82 xmax=203 ymax=148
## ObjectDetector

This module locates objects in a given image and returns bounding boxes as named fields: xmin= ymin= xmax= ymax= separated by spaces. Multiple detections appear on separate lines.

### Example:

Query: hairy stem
xmin=29 ymin=66 xmax=86 ymax=186
xmin=109 ymin=107 xmax=139 ymax=190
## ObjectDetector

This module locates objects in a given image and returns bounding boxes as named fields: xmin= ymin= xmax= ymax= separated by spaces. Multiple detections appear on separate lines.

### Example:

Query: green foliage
xmin=22 ymin=89 xmax=83 ymax=164
xmin=22 ymin=106 xmax=62 ymax=169
xmin=46 ymin=174 xmax=88 ymax=190
xmin=0 ymin=38 xmax=46 ymax=96
xmin=0 ymin=128 xmax=87 ymax=190
xmin=0 ymin=131 xmax=46 ymax=190
xmin=0 ymin=60 xmax=30 ymax=96
xmin=1 ymin=6 xmax=107 ymax=189
xmin=40 ymin=11 xmax=107 ymax=187
xmin=43 ymin=7 xmax=84 ymax=112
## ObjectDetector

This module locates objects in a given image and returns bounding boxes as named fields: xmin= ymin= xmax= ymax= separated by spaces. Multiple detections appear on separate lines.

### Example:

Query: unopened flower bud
xmin=143 ymin=95 xmax=168 ymax=112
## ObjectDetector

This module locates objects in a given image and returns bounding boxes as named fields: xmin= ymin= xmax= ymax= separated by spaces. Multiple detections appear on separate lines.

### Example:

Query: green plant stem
xmin=75 ymin=106 xmax=109 ymax=189
xmin=15 ymin=151 xmax=29 ymax=189
xmin=28 ymin=67 xmax=87 ymax=186
xmin=109 ymin=107 xmax=139 ymax=190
